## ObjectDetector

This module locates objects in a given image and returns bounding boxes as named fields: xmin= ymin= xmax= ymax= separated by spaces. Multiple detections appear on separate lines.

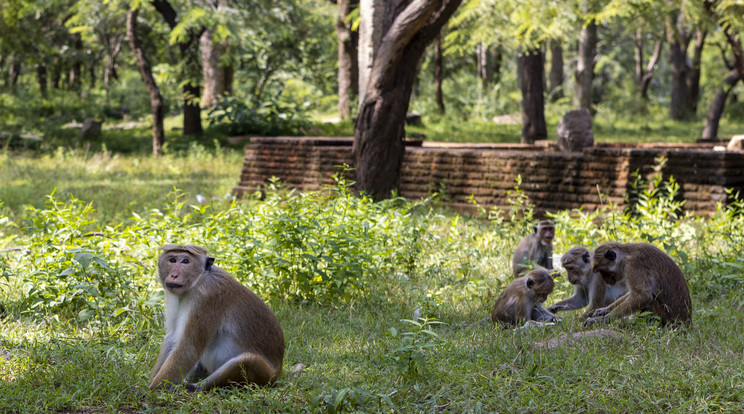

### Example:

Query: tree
xmin=575 ymin=0 xmax=597 ymax=110
xmin=518 ymin=48 xmax=547 ymax=142
xmin=336 ymin=0 xmax=359 ymax=120
xmin=151 ymin=0 xmax=203 ymax=135
xmin=127 ymin=6 xmax=165 ymax=156
xmin=353 ymin=0 xmax=462 ymax=200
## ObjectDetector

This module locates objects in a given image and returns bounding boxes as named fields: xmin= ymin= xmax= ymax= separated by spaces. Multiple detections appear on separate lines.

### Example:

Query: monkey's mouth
xmin=165 ymin=283 xmax=184 ymax=290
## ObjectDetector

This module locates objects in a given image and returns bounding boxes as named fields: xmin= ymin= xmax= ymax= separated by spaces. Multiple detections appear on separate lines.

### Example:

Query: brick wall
xmin=233 ymin=137 xmax=744 ymax=216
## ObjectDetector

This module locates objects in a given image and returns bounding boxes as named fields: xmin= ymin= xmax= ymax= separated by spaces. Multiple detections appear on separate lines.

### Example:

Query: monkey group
xmin=494 ymin=220 xmax=692 ymax=327
xmin=147 ymin=227 xmax=692 ymax=392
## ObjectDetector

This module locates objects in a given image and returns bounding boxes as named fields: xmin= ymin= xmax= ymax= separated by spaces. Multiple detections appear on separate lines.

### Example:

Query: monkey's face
xmin=592 ymin=245 xmax=621 ymax=285
xmin=158 ymin=251 xmax=203 ymax=295
xmin=537 ymin=224 xmax=555 ymax=247
xmin=561 ymin=249 xmax=592 ymax=285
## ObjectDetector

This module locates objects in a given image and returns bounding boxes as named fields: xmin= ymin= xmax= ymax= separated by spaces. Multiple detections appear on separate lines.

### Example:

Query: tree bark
xmin=69 ymin=35 xmax=83 ymax=92
xmin=127 ymin=7 xmax=165 ymax=156
xmin=152 ymin=0 xmax=203 ymax=135
xmin=575 ymin=13 xmax=597 ymax=110
xmin=634 ymin=29 xmax=663 ymax=100
xmin=434 ymin=33 xmax=445 ymax=114
xmin=702 ymin=69 xmax=741 ymax=140
xmin=200 ymin=29 xmax=228 ymax=107
xmin=103 ymin=35 xmax=123 ymax=88
xmin=357 ymin=0 xmax=384 ymax=107
xmin=518 ymin=48 xmax=547 ymax=144
xmin=36 ymin=64 xmax=48 ymax=98
xmin=666 ymin=8 xmax=692 ymax=120
xmin=354 ymin=0 xmax=462 ymax=200
xmin=548 ymin=41 xmax=563 ymax=100
xmin=336 ymin=0 xmax=359 ymax=120
xmin=8 ymin=59 xmax=20 ymax=90
xmin=476 ymin=41 xmax=488 ymax=88
xmin=687 ymin=29 xmax=706 ymax=114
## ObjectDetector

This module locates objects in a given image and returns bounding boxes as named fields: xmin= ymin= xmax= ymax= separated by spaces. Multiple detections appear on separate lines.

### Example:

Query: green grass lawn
xmin=2 ymin=115 xmax=744 ymax=412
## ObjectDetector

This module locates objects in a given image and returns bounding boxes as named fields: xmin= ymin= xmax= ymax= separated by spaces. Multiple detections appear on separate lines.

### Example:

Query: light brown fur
xmin=149 ymin=244 xmax=285 ymax=391
xmin=491 ymin=269 xmax=559 ymax=325
xmin=548 ymin=246 xmax=628 ymax=317
xmin=512 ymin=220 xmax=555 ymax=278
xmin=585 ymin=242 xmax=692 ymax=326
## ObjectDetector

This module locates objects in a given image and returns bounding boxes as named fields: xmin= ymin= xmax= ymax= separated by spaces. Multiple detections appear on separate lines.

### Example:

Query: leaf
xmin=74 ymin=252 xmax=94 ymax=270
xmin=78 ymin=308 xmax=95 ymax=321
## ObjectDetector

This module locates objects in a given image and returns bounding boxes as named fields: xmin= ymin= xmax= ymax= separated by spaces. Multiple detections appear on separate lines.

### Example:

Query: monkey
xmin=512 ymin=220 xmax=555 ymax=278
xmin=149 ymin=244 xmax=285 ymax=391
xmin=491 ymin=268 xmax=561 ymax=325
xmin=584 ymin=242 xmax=692 ymax=326
xmin=547 ymin=246 xmax=628 ymax=317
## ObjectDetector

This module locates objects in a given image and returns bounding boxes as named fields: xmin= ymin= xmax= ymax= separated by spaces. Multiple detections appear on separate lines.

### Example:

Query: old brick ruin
xmin=232 ymin=136 xmax=744 ymax=216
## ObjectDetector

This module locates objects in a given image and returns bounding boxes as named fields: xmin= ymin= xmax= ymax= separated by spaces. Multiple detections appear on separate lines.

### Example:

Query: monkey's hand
xmin=587 ymin=306 xmax=611 ymax=318
xmin=547 ymin=304 xmax=565 ymax=313
xmin=583 ymin=317 xmax=598 ymax=327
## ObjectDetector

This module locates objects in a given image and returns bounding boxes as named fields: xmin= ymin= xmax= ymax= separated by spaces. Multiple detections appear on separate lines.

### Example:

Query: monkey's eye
xmin=169 ymin=257 xmax=177 ymax=263
xmin=181 ymin=258 xmax=190 ymax=264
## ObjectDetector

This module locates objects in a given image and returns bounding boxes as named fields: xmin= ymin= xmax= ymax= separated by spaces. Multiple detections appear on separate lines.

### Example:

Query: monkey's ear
xmin=532 ymin=225 xmax=538 ymax=233
xmin=526 ymin=278 xmax=534 ymax=289
xmin=604 ymin=250 xmax=617 ymax=261
xmin=205 ymin=257 xmax=215 ymax=271
xmin=582 ymin=252 xmax=591 ymax=263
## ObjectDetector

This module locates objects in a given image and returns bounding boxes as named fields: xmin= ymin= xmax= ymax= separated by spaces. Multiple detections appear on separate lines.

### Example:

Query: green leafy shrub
xmin=207 ymin=95 xmax=311 ymax=136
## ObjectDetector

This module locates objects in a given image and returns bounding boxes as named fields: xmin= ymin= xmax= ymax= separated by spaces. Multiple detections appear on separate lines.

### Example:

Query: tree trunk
xmin=69 ymin=35 xmax=83 ymax=91
xmin=476 ymin=41 xmax=488 ymax=88
xmin=634 ymin=29 xmax=663 ymax=100
xmin=702 ymin=69 xmax=740 ymax=140
xmin=493 ymin=47 xmax=502 ymax=84
xmin=336 ymin=0 xmax=359 ymax=120
xmin=36 ymin=64 xmax=48 ymax=98
xmin=687 ymin=29 xmax=706 ymax=114
xmin=354 ymin=0 xmax=462 ymax=200
xmin=434 ymin=33 xmax=445 ymax=114
xmin=666 ymin=8 xmax=692 ymax=120
xmin=8 ymin=59 xmax=20 ymax=90
xmin=548 ymin=41 xmax=563 ymax=100
xmin=127 ymin=8 xmax=165 ymax=156
xmin=152 ymin=0 xmax=203 ymax=135
xmin=518 ymin=49 xmax=547 ymax=144
xmin=575 ymin=11 xmax=597 ymax=110
xmin=201 ymin=29 xmax=229 ymax=107
xmin=103 ymin=37 xmax=122 ymax=88
xmin=357 ymin=0 xmax=384 ymax=107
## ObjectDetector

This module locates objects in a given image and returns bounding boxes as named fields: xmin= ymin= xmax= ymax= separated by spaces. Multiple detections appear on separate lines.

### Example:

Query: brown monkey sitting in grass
xmin=149 ymin=244 xmax=285 ymax=391
xmin=491 ymin=268 xmax=561 ymax=325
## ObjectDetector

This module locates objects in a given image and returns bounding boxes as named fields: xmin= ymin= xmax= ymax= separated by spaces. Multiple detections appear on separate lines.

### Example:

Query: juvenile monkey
xmin=491 ymin=268 xmax=560 ymax=325
xmin=585 ymin=242 xmax=692 ymax=326
xmin=548 ymin=246 xmax=628 ymax=317
xmin=149 ymin=245 xmax=285 ymax=391
xmin=512 ymin=220 xmax=555 ymax=278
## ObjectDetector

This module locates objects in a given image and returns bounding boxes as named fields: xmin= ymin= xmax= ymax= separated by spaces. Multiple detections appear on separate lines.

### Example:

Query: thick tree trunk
xmin=201 ymin=30 xmax=229 ymax=107
xmin=434 ymin=33 xmax=445 ymax=114
xmin=36 ymin=64 xmax=48 ymax=98
xmin=354 ymin=0 xmax=462 ymax=200
xmin=702 ymin=69 xmax=741 ymax=140
xmin=336 ymin=0 xmax=359 ymax=120
xmin=127 ymin=8 xmax=165 ymax=156
xmin=548 ymin=41 xmax=563 ymax=100
xmin=357 ymin=0 xmax=383 ymax=107
xmin=575 ymin=15 xmax=597 ymax=110
xmin=152 ymin=0 xmax=203 ymax=135
xmin=666 ymin=8 xmax=692 ymax=120
xmin=518 ymin=49 xmax=547 ymax=144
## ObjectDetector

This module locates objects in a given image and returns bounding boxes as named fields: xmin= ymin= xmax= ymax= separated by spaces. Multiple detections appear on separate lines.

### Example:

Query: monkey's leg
xmin=199 ymin=352 xmax=279 ymax=391
xmin=608 ymin=291 xmax=653 ymax=321
xmin=588 ymin=291 xmax=630 ymax=317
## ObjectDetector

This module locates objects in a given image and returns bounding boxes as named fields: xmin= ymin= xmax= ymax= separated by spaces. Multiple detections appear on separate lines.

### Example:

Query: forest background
xmin=2 ymin=0 xmax=744 ymax=412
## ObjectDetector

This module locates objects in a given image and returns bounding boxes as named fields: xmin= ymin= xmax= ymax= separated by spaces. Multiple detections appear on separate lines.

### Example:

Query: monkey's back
xmin=203 ymin=268 xmax=285 ymax=372
xmin=626 ymin=243 xmax=692 ymax=324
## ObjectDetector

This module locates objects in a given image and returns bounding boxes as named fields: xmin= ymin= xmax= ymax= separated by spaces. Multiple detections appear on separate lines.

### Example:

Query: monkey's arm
xmin=149 ymin=337 xmax=176 ymax=383
xmin=548 ymin=286 xmax=588 ymax=313
xmin=582 ymin=280 xmax=608 ymax=316
xmin=149 ymin=313 xmax=215 ymax=390
xmin=531 ymin=303 xmax=561 ymax=322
